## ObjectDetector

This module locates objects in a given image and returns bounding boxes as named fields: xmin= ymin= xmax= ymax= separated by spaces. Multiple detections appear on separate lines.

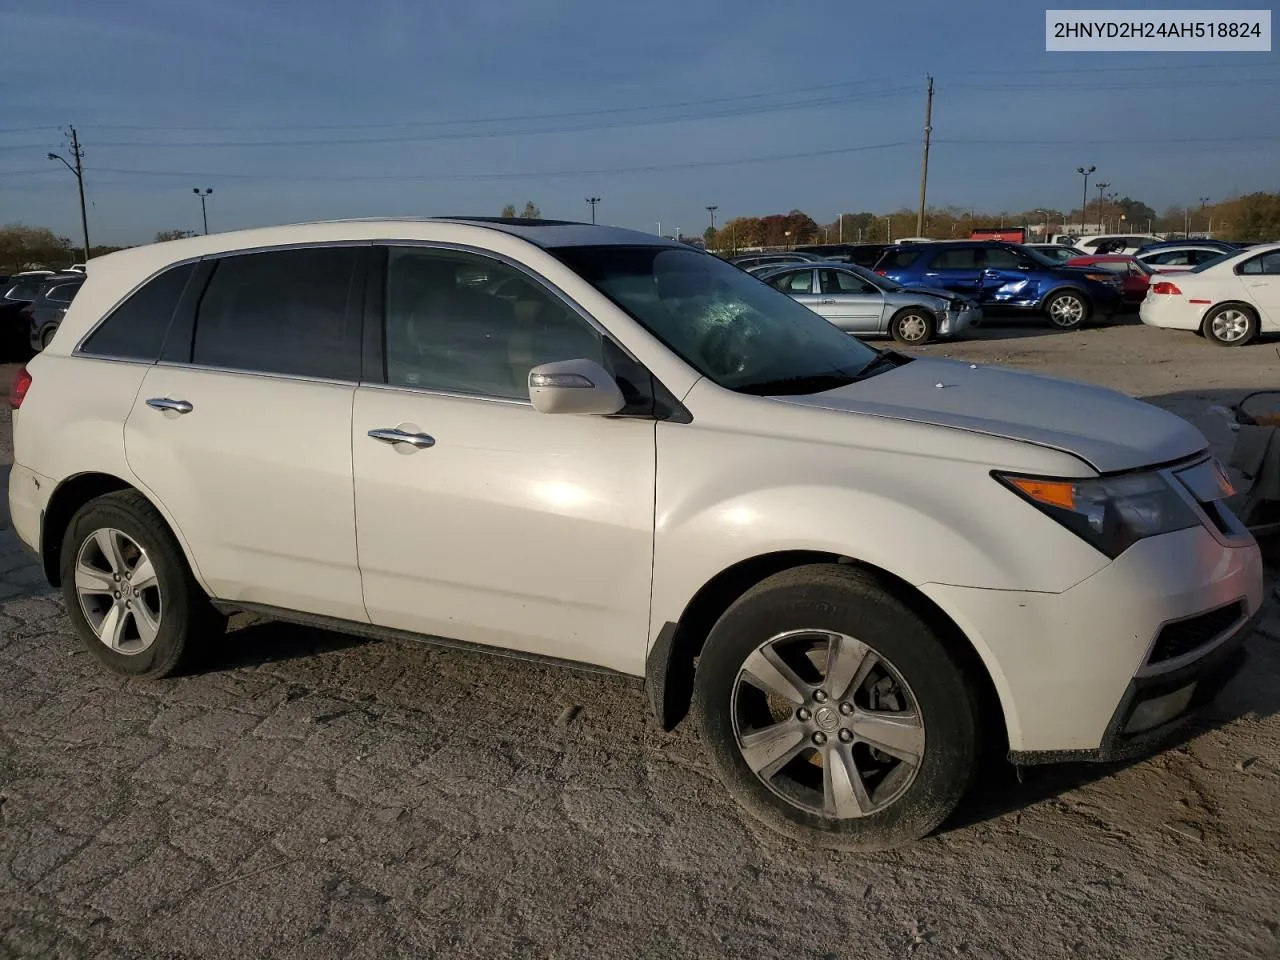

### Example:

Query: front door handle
xmin=368 ymin=427 xmax=435 ymax=449
xmin=817 ymin=298 xmax=838 ymax=304
xmin=146 ymin=398 xmax=193 ymax=414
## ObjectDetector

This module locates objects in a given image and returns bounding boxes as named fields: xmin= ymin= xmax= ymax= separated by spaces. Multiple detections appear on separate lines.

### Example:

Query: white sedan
xmin=1139 ymin=241 xmax=1280 ymax=346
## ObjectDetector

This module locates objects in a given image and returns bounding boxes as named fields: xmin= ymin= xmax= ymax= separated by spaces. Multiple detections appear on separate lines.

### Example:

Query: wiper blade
xmin=853 ymin=350 xmax=908 ymax=380
xmin=736 ymin=373 xmax=859 ymax=396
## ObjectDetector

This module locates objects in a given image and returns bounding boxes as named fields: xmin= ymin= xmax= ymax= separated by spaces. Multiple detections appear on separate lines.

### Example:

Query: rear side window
xmin=929 ymin=248 xmax=981 ymax=270
xmin=43 ymin=282 xmax=82 ymax=304
xmin=191 ymin=247 xmax=360 ymax=380
xmin=770 ymin=270 xmax=814 ymax=294
xmin=878 ymin=250 xmax=919 ymax=270
xmin=80 ymin=263 xmax=195 ymax=360
xmin=1238 ymin=251 xmax=1280 ymax=276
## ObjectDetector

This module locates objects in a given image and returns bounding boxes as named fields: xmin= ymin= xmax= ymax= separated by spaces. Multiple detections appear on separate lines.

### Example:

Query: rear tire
xmin=1202 ymin=304 xmax=1257 ymax=347
xmin=692 ymin=564 xmax=981 ymax=851
xmin=889 ymin=309 xmax=935 ymax=345
xmin=60 ymin=490 xmax=226 ymax=678
xmin=1044 ymin=290 xmax=1091 ymax=330
xmin=39 ymin=325 xmax=56 ymax=350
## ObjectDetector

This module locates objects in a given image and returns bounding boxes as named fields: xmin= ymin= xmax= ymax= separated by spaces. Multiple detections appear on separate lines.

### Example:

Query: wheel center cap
xmin=814 ymin=706 xmax=839 ymax=731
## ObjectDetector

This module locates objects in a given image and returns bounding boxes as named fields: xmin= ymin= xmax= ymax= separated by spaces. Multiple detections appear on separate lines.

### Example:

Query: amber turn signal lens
xmin=1007 ymin=477 xmax=1076 ymax=510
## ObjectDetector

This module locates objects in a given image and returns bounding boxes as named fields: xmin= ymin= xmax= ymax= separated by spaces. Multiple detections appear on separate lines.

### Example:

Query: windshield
xmin=554 ymin=245 xmax=881 ymax=394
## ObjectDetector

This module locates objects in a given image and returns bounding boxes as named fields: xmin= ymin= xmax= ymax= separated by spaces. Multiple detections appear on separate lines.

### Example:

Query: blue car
xmin=873 ymin=241 xmax=1124 ymax=330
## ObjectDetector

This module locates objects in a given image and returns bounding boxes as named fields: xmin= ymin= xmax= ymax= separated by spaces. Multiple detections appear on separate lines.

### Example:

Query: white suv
xmin=6 ymin=218 xmax=1264 ymax=850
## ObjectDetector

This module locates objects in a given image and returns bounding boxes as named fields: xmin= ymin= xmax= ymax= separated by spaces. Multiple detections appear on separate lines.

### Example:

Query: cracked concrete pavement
xmin=2 ymin=318 xmax=1279 ymax=959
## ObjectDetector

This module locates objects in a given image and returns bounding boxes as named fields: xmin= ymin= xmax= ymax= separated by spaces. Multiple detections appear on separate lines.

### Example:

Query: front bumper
xmin=921 ymin=525 xmax=1264 ymax=755
xmin=938 ymin=305 xmax=981 ymax=337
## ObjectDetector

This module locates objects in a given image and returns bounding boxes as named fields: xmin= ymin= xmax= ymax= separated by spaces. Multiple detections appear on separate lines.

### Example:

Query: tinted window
xmin=981 ymin=247 xmax=1022 ymax=269
xmin=81 ymin=263 xmax=195 ymax=361
xmin=192 ymin=248 xmax=359 ymax=379
xmin=4 ymin=279 xmax=46 ymax=301
xmin=385 ymin=247 xmax=605 ymax=400
xmin=879 ymin=250 xmax=919 ymax=270
xmin=1239 ymin=252 xmax=1280 ymax=276
xmin=771 ymin=270 xmax=814 ymax=294
xmin=43 ymin=282 xmax=82 ymax=303
xmin=821 ymin=269 xmax=876 ymax=295
xmin=930 ymin=248 xmax=980 ymax=270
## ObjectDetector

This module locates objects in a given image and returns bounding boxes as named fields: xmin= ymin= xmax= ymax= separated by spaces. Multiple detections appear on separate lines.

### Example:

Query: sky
xmin=0 ymin=0 xmax=1277 ymax=245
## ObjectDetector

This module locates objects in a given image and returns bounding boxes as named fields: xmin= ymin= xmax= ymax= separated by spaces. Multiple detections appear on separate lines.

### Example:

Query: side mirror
xmin=528 ymin=359 xmax=625 ymax=416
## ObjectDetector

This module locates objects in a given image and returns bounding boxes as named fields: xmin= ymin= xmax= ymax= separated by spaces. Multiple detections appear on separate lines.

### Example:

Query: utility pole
xmin=1076 ymin=166 xmax=1095 ymax=233
xmin=585 ymin=196 xmax=601 ymax=224
xmin=1094 ymin=182 xmax=1109 ymax=232
xmin=915 ymin=75 xmax=934 ymax=238
xmin=47 ymin=126 xmax=89 ymax=263
xmin=193 ymin=187 xmax=213 ymax=235
xmin=1198 ymin=196 xmax=1210 ymax=235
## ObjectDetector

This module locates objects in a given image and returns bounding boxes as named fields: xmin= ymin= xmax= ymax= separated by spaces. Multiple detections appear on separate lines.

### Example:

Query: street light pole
xmin=706 ymin=205 xmax=717 ymax=231
xmin=1076 ymin=165 xmax=1095 ymax=233
xmin=585 ymin=196 xmax=601 ymax=224
xmin=47 ymin=125 xmax=89 ymax=263
xmin=1094 ymin=182 xmax=1110 ymax=232
xmin=1198 ymin=196 xmax=1210 ymax=235
xmin=193 ymin=187 xmax=213 ymax=235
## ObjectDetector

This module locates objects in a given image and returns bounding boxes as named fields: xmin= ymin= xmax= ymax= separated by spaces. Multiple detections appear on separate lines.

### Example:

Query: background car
xmin=1139 ymin=241 xmax=1280 ymax=346
xmin=2 ymin=273 xmax=62 ymax=359
xmin=1074 ymin=234 xmax=1164 ymax=255
xmin=1027 ymin=243 xmax=1086 ymax=263
xmin=756 ymin=261 xmax=980 ymax=344
xmin=874 ymin=241 xmax=1123 ymax=330
xmin=728 ymin=252 xmax=824 ymax=273
xmin=1065 ymin=254 xmax=1153 ymax=306
xmin=1135 ymin=241 xmax=1239 ymax=272
xmin=24 ymin=274 xmax=84 ymax=351
xmin=794 ymin=243 xmax=895 ymax=267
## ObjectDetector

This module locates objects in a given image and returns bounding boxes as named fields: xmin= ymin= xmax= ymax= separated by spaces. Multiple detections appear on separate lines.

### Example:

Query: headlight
xmin=994 ymin=470 xmax=1200 ymax=558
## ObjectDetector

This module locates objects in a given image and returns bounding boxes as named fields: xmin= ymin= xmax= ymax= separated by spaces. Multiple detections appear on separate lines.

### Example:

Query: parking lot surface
xmin=2 ymin=318 xmax=1279 ymax=959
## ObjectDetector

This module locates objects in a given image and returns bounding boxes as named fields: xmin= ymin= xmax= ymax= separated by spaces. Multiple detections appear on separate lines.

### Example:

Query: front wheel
xmin=692 ymin=565 xmax=981 ymax=851
xmin=1202 ymin=304 xmax=1258 ymax=347
xmin=889 ymin=308 xmax=936 ymax=345
xmin=1044 ymin=290 xmax=1091 ymax=330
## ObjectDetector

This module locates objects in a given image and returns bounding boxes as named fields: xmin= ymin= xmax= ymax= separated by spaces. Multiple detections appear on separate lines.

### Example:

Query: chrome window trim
xmin=153 ymin=360 xmax=359 ymax=389
xmin=358 ymin=379 xmax=533 ymax=407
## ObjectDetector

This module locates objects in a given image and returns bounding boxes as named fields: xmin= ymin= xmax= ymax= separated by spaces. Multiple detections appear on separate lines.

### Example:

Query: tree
xmin=0 ymin=223 xmax=73 ymax=272
xmin=154 ymin=229 xmax=198 ymax=243
xmin=500 ymin=204 xmax=517 ymax=218
xmin=703 ymin=226 xmax=718 ymax=249
xmin=520 ymin=201 xmax=541 ymax=219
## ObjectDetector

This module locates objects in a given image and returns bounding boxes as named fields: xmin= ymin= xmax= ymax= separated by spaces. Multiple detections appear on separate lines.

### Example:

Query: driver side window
xmin=383 ymin=247 xmax=606 ymax=400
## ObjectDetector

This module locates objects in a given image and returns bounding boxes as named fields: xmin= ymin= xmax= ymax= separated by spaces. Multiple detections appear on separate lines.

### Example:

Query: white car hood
xmin=777 ymin=357 xmax=1206 ymax=472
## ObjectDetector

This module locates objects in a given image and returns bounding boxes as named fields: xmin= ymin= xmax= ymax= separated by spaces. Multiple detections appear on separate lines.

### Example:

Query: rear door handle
xmin=817 ymin=298 xmax=838 ymax=304
xmin=368 ymin=427 xmax=435 ymax=449
xmin=146 ymin=398 xmax=193 ymax=414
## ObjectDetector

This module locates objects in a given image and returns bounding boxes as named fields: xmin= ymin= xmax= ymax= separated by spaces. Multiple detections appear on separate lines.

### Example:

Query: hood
xmin=777 ymin=357 xmax=1206 ymax=473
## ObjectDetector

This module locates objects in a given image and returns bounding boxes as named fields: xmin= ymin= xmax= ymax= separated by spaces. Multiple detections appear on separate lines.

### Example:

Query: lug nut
xmin=838 ymin=729 xmax=853 ymax=743
xmin=797 ymin=707 xmax=811 ymax=721
xmin=812 ymin=731 xmax=827 ymax=745
xmin=813 ymin=689 xmax=829 ymax=703
xmin=113 ymin=574 xmax=120 ymax=582
xmin=839 ymin=702 xmax=853 ymax=716
xmin=113 ymin=591 xmax=120 ymax=599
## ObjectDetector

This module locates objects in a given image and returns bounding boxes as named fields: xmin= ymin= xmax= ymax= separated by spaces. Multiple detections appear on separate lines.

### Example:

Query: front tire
xmin=692 ymin=565 xmax=981 ymax=851
xmin=60 ymin=490 xmax=226 ymax=678
xmin=889 ymin=308 xmax=935 ymax=345
xmin=1043 ymin=290 xmax=1091 ymax=330
xmin=1202 ymin=304 xmax=1258 ymax=347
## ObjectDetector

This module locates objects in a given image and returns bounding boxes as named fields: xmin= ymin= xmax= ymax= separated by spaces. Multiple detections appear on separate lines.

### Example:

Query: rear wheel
xmin=889 ymin=308 xmax=935 ymax=345
xmin=39 ymin=326 xmax=56 ymax=350
xmin=1044 ymin=290 xmax=1090 ymax=330
xmin=692 ymin=565 xmax=981 ymax=850
xmin=1202 ymin=304 xmax=1257 ymax=347
xmin=61 ymin=490 xmax=226 ymax=678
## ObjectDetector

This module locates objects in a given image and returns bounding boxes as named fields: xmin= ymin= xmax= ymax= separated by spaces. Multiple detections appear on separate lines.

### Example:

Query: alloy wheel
xmin=730 ymin=629 xmax=925 ymax=818
xmin=74 ymin=528 xmax=163 ymax=655
xmin=1048 ymin=295 xmax=1085 ymax=327
xmin=1210 ymin=309 xmax=1251 ymax=343
xmin=897 ymin=314 xmax=929 ymax=343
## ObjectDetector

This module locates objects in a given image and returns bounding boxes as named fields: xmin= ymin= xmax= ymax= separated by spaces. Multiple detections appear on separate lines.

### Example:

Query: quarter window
xmin=80 ymin=263 xmax=195 ymax=361
xmin=383 ymin=247 xmax=607 ymax=401
xmin=191 ymin=247 xmax=360 ymax=380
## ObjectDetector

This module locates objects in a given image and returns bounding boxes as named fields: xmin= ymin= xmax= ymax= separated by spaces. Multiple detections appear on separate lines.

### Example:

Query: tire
xmin=692 ymin=564 xmax=981 ymax=851
xmin=60 ymin=490 xmax=226 ymax=678
xmin=889 ymin=308 xmax=936 ymax=345
xmin=39 ymin=325 xmax=56 ymax=350
xmin=1202 ymin=303 xmax=1258 ymax=347
xmin=1043 ymin=290 xmax=1091 ymax=330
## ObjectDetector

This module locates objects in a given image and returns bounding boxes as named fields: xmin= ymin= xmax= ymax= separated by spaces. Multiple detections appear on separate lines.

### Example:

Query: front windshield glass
xmin=555 ymin=245 xmax=881 ymax=394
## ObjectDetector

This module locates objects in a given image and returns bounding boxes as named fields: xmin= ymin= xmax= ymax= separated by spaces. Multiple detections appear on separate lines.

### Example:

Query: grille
xmin=1149 ymin=601 xmax=1244 ymax=665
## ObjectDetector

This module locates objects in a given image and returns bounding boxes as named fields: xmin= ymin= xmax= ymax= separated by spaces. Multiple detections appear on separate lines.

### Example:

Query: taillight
xmin=875 ymin=269 xmax=888 ymax=276
xmin=9 ymin=364 xmax=32 ymax=410
xmin=1151 ymin=281 xmax=1182 ymax=295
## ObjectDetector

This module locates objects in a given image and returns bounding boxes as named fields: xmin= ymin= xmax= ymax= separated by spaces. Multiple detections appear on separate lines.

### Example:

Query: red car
xmin=1065 ymin=254 xmax=1153 ymax=306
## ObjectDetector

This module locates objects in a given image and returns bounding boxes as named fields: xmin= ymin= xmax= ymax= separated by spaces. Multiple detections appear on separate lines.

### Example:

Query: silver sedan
xmin=756 ymin=261 xmax=981 ymax=344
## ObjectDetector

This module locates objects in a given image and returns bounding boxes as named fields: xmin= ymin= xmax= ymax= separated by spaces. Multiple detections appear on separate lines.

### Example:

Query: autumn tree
xmin=520 ymin=202 xmax=541 ymax=219
xmin=0 ymin=224 xmax=73 ymax=272
xmin=154 ymin=229 xmax=198 ymax=242
xmin=500 ymin=204 xmax=517 ymax=218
